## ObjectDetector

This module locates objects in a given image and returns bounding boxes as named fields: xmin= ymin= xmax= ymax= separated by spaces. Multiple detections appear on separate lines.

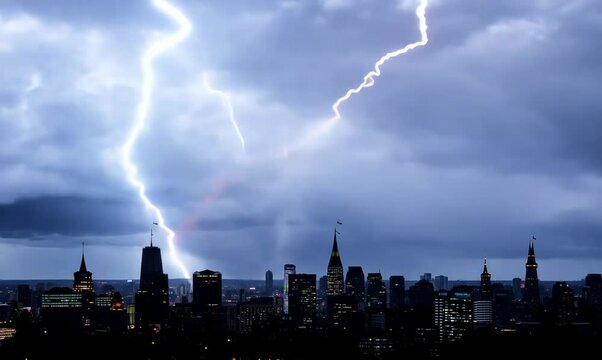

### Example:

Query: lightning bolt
xmin=121 ymin=0 xmax=192 ymax=280
xmin=203 ymin=73 xmax=246 ymax=152
xmin=286 ymin=0 xmax=429 ymax=155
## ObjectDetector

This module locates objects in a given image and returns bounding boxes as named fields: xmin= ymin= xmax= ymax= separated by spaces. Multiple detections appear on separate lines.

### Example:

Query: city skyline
xmin=1 ymin=0 xmax=602 ymax=280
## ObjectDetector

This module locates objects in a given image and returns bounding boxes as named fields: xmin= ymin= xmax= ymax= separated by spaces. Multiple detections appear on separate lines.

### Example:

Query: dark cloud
xmin=0 ymin=196 xmax=146 ymax=238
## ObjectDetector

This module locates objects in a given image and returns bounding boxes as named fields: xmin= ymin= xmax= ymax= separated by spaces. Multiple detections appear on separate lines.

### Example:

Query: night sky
xmin=1 ymin=0 xmax=601 ymax=280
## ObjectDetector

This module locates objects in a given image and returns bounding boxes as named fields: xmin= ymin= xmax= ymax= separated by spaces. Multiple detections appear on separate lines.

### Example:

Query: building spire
xmin=79 ymin=242 xmax=88 ymax=272
xmin=482 ymin=257 xmax=488 ymax=275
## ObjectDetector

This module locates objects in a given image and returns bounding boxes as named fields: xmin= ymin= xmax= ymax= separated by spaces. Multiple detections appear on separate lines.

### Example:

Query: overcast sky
xmin=1 ymin=0 xmax=601 ymax=281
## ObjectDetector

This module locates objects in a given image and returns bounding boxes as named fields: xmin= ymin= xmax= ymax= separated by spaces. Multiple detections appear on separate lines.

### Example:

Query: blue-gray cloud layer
xmin=0 ymin=0 xmax=601 ymax=280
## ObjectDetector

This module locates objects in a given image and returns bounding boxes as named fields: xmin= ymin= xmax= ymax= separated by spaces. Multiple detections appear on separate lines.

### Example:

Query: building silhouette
xmin=283 ymin=264 xmax=296 ymax=314
xmin=551 ymin=281 xmax=574 ymax=326
xmin=73 ymin=244 xmax=95 ymax=328
xmin=389 ymin=275 xmax=405 ymax=309
xmin=345 ymin=266 xmax=365 ymax=310
xmin=366 ymin=273 xmax=386 ymax=310
xmin=435 ymin=287 xmax=473 ymax=343
xmin=326 ymin=229 xmax=344 ymax=296
xmin=193 ymin=269 xmax=222 ymax=330
xmin=433 ymin=275 xmax=449 ymax=291
xmin=135 ymin=235 xmax=169 ymax=330
xmin=265 ymin=269 xmax=273 ymax=296
xmin=288 ymin=273 xmax=316 ymax=329
xmin=41 ymin=287 xmax=83 ymax=332
xmin=523 ymin=237 xmax=540 ymax=303
xmin=474 ymin=258 xmax=493 ymax=326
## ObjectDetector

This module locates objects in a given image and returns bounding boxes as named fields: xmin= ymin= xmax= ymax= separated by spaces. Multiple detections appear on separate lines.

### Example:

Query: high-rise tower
xmin=480 ymin=258 xmax=492 ymax=301
xmin=523 ymin=236 xmax=540 ymax=303
xmin=283 ymin=264 xmax=296 ymax=314
xmin=135 ymin=229 xmax=169 ymax=329
xmin=73 ymin=243 xmax=94 ymax=293
xmin=326 ymin=229 xmax=344 ymax=296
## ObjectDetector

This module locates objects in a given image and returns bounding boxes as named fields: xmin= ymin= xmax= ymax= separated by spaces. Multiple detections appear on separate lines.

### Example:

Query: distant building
xmin=435 ymin=287 xmax=473 ymax=343
xmin=283 ymin=264 xmax=296 ymax=314
xmin=389 ymin=275 xmax=405 ymax=309
xmin=420 ymin=273 xmax=432 ymax=282
xmin=479 ymin=258 xmax=492 ymax=301
xmin=239 ymin=297 xmax=277 ymax=333
xmin=17 ymin=284 xmax=32 ymax=308
xmin=193 ymin=269 xmax=222 ymax=330
xmin=512 ymin=277 xmax=523 ymax=300
xmin=552 ymin=281 xmax=574 ymax=326
xmin=326 ymin=229 xmax=344 ymax=296
xmin=346 ymin=266 xmax=365 ymax=310
xmin=41 ymin=287 xmax=82 ymax=332
xmin=265 ymin=270 xmax=274 ymax=296
xmin=366 ymin=273 xmax=386 ymax=310
xmin=434 ymin=275 xmax=449 ymax=291
xmin=288 ymin=273 xmax=316 ymax=329
xmin=135 ymin=237 xmax=169 ymax=330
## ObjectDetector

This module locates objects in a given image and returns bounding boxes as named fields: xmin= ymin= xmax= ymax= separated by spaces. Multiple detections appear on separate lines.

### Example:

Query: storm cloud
xmin=0 ymin=0 xmax=601 ymax=280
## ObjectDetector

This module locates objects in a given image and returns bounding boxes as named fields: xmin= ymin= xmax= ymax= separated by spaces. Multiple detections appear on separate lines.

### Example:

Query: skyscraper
xmin=551 ymin=281 xmax=574 ymax=326
xmin=474 ymin=259 xmax=493 ymax=326
xmin=283 ymin=264 xmax=296 ymax=314
xmin=193 ymin=269 xmax=222 ymax=330
xmin=435 ymin=287 xmax=473 ymax=343
xmin=265 ymin=269 xmax=273 ymax=296
xmin=366 ymin=273 xmax=387 ymax=310
xmin=326 ymin=229 xmax=344 ymax=296
xmin=73 ymin=244 xmax=95 ymax=328
xmin=389 ymin=275 xmax=405 ymax=309
xmin=288 ymin=273 xmax=317 ymax=329
xmin=523 ymin=237 xmax=540 ymax=303
xmin=346 ymin=266 xmax=365 ymax=310
xmin=479 ymin=258 xmax=492 ymax=301
xmin=135 ymin=235 xmax=169 ymax=330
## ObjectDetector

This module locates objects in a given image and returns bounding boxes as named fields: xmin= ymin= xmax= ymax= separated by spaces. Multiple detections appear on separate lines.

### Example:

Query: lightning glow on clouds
xmin=121 ymin=0 xmax=192 ymax=280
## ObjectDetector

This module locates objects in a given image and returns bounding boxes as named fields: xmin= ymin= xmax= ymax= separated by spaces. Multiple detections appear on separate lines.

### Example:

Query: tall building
xmin=420 ymin=273 xmax=432 ymax=282
xmin=512 ymin=277 xmax=523 ymax=300
xmin=474 ymin=258 xmax=493 ymax=326
xmin=433 ymin=275 xmax=449 ymax=291
xmin=283 ymin=264 xmax=296 ymax=314
xmin=523 ymin=237 xmax=540 ymax=303
xmin=435 ymin=287 xmax=473 ymax=343
xmin=366 ymin=273 xmax=387 ymax=310
xmin=288 ymin=273 xmax=317 ymax=328
xmin=265 ymin=270 xmax=274 ymax=296
xmin=346 ymin=266 xmax=365 ymax=310
xmin=480 ymin=258 xmax=492 ymax=301
xmin=552 ymin=281 xmax=574 ymax=326
xmin=326 ymin=229 xmax=344 ymax=296
xmin=17 ymin=284 xmax=32 ymax=308
xmin=73 ymin=244 xmax=94 ymax=293
xmin=389 ymin=275 xmax=405 ymax=309
xmin=135 ymin=235 xmax=169 ymax=330
xmin=193 ymin=269 xmax=222 ymax=330
xmin=73 ymin=244 xmax=95 ymax=328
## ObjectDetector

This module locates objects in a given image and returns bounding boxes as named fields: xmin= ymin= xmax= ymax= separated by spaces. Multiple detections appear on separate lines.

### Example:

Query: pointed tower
xmin=326 ymin=229 xmax=344 ymax=296
xmin=73 ymin=243 xmax=94 ymax=293
xmin=480 ymin=258 xmax=492 ymax=301
xmin=523 ymin=237 xmax=540 ymax=303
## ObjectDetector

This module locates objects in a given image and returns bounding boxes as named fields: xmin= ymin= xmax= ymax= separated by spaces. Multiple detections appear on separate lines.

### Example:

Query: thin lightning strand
xmin=203 ymin=74 xmax=246 ymax=151
xmin=121 ymin=0 xmax=192 ymax=280
xmin=286 ymin=0 xmax=429 ymax=155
